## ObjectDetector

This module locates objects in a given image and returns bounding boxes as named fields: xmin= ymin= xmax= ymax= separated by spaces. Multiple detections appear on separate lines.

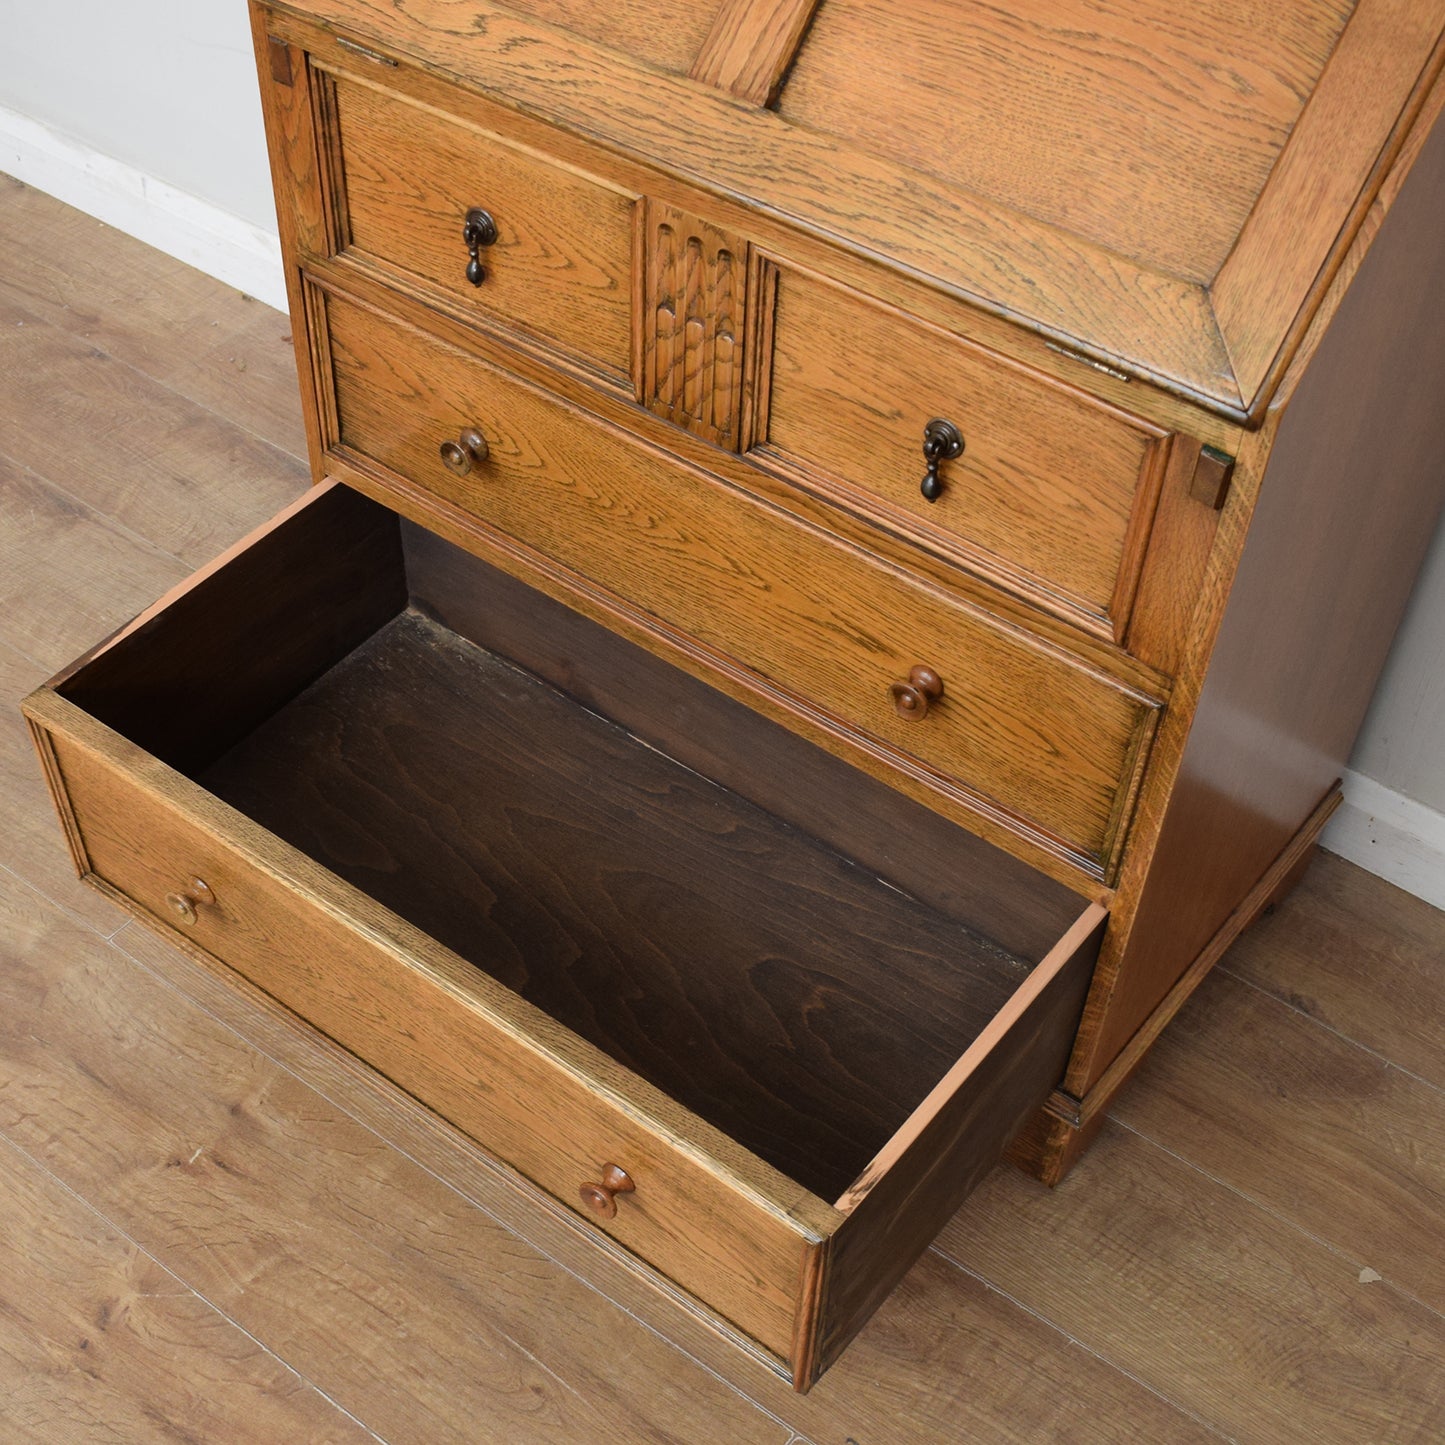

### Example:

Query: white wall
xmin=0 ymin=0 xmax=274 ymax=232
xmin=1 ymin=0 xmax=1442 ymax=904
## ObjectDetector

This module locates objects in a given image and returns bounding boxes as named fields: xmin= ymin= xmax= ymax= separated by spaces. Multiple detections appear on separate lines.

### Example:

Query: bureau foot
xmin=1006 ymin=788 xmax=1341 ymax=1187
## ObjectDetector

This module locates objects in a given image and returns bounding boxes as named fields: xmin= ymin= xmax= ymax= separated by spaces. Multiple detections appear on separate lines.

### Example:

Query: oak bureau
xmin=23 ymin=0 xmax=1445 ymax=1390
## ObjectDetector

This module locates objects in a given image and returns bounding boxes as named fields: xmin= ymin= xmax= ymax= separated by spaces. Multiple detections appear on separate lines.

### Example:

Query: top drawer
xmin=320 ymin=68 xmax=638 ymax=385
xmin=752 ymin=262 xmax=1171 ymax=640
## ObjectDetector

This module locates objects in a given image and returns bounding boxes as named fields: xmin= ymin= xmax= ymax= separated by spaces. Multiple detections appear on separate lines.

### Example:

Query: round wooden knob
xmin=439 ymin=428 xmax=490 ymax=476
xmin=579 ymin=1163 xmax=635 ymax=1219
xmin=889 ymin=666 xmax=944 ymax=721
xmin=164 ymin=878 xmax=215 ymax=926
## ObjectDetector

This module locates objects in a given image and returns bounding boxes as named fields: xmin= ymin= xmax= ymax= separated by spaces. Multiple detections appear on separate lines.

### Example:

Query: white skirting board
xmin=0 ymin=104 xmax=286 ymax=313
xmin=1323 ymin=771 xmax=1445 ymax=911
xmin=2 ymin=106 xmax=1442 ymax=912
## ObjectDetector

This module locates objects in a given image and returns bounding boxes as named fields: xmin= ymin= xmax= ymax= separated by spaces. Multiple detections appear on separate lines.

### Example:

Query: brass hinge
xmin=1190 ymin=444 xmax=1236 ymax=510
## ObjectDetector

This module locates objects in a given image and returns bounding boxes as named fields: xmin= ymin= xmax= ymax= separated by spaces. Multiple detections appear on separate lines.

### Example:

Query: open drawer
xmin=23 ymin=481 xmax=1105 ymax=1390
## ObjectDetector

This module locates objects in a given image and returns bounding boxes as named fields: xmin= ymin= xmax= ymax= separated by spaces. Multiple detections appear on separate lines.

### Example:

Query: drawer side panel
xmin=808 ymin=905 xmax=1104 ymax=1383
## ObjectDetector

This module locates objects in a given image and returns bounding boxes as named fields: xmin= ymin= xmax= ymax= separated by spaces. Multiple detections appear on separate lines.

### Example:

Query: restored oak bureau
xmin=23 ymin=0 xmax=1445 ymax=1391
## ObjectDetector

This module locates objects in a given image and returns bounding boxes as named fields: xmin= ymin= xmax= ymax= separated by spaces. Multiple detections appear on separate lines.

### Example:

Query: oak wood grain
xmin=481 ymin=0 xmax=718 ymax=74
xmin=690 ymin=0 xmax=823 ymax=107
xmin=261 ymin=0 xmax=1240 ymax=410
xmin=256 ymin=11 xmax=1246 ymax=448
xmin=34 ymin=701 xmax=824 ymax=1365
xmin=304 ymin=245 xmax=1177 ymax=696
xmin=758 ymin=258 xmax=1168 ymax=638
xmin=778 ymin=0 xmax=1353 ymax=283
xmin=1065 ymin=93 xmax=1445 ymax=1097
xmin=110 ymin=904 xmax=1223 ymax=1445
xmin=323 ymin=284 xmax=1161 ymax=873
xmin=0 ymin=867 xmax=792 ymax=1445
xmin=1212 ymin=0 xmax=1445 ymax=409
xmin=325 ymin=68 xmax=638 ymax=384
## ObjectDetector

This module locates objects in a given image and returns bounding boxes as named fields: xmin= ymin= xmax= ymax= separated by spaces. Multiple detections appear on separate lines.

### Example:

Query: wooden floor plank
xmin=0 ymin=177 xmax=307 ymax=460
xmin=0 ymin=294 xmax=306 ymax=568
xmin=0 ymin=640 xmax=123 ymax=934
xmin=1224 ymin=850 xmax=1445 ymax=1091
xmin=113 ymin=919 xmax=1224 ymax=1445
xmin=0 ymin=1133 xmax=377 ymax=1445
xmin=938 ymin=1121 xmax=1445 ymax=1443
xmin=0 ymin=453 xmax=189 ymax=672
xmin=1112 ymin=966 xmax=1445 ymax=1318
xmin=0 ymin=867 xmax=791 ymax=1445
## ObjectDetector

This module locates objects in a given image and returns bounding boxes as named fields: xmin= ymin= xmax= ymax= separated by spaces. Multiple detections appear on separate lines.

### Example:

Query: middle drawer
xmin=318 ymin=286 xmax=1161 ymax=876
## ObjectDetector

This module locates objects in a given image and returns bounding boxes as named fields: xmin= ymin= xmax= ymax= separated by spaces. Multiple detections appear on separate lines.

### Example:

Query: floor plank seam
xmin=1107 ymin=1115 xmax=1445 ymax=1328
xmin=0 ymin=859 xmax=124 ymax=948
xmin=99 ymin=924 xmax=801 ymax=1438
xmin=1217 ymin=962 xmax=1445 ymax=1100
xmin=0 ymin=1127 xmax=395 ymax=1445
xmin=1 ymin=290 xmax=308 ymax=472
xmin=0 ymin=440 xmax=232 ymax=587
xmin=927 ymin=1237 xmax=1239 ymax=1443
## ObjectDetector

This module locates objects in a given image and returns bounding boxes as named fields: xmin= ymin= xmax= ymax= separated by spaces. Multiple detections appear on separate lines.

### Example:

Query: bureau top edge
xmin=256 ymin=0 xmax=1445 ymax=428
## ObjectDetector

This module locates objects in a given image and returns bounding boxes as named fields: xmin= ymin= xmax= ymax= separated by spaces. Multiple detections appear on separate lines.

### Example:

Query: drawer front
xmin=323 ymin=289 xmax=1160 ymax=871
xmin=755 ymin=262 xmax=1169 ymax=638
xmin=323 ymin=69 xmax=638 ymax=384
xmin=45 ymin=726 xmax=811 ymax=1363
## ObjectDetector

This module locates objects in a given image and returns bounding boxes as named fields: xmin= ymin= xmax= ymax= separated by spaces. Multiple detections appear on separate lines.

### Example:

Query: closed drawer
xmin=321 ymin=285 xmax=1162 ymax=876
xmin=25 ymin=482 xmax=1105 ymax=1388
xmin=753 ymin=261 xmax=1171 ymax=639
xmin=320 ymin=67 xmax=638 ymax=385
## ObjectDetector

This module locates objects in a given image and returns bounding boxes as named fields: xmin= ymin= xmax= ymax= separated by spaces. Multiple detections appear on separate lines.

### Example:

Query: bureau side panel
xmin=1069 ymin=110 xmax=1445 ymax=1093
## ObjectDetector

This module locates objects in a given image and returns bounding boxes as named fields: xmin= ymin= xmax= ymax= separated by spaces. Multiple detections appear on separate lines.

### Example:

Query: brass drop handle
xmin=920 ymin=418 xmax=964 ymax=502
xmin=439 ymin=428 xmax=490 ymax=477
xmin=890 ymin=666 xmax=944 ymax=721
xmin=164 ymin=877 xmax=216 ymax=926
xmin=462 ymin=206 xmax=498 ymax=286
xmin=579 ymin=1163 xmax=635 ymax=1219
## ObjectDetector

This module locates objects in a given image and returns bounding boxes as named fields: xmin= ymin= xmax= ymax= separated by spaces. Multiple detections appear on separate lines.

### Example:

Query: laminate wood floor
xmin=3 ymin=174 xmax=1444 ymax=1444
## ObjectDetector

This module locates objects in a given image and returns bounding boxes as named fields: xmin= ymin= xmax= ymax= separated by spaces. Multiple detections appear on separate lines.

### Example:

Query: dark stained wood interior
xmin=196 ymin=607 xmax=1033 ymax=1200
xmin=55 ymin=486 xmax=405 ymax=776
xmin=399 ymin=519 xmax=1087 ymax=965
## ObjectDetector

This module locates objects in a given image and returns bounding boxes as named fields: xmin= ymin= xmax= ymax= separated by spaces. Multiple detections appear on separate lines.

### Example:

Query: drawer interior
xmin=53 ymin=484 xmax=1092 ymax=1207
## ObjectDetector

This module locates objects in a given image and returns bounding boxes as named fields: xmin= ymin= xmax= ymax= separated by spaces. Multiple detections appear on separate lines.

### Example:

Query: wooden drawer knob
xmin=579 ymin=1163 xmax=635 ymax=1219
xmin=164 ymin=877 xmax=216 ymax=926
xmin=920 ymin=417 xmax=964 ymax=502
xmin=439 ymin=428 xmax=490 ymax=477
xmin=890 ymin=666 xmax=944 ymax=721
xmin=462 ymin=206 xmax=498 ymax=286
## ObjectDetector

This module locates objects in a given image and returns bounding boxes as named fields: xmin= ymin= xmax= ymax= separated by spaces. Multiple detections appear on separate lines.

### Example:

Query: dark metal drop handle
xmin=890 ymin=666 xmax=944 ymax=721
xmin=920 ymin=418 xmax=964 ymax=502
xmin=462 ymin=207 xmax=498 ymax=286
xmin=439 ymin=428 xmax=490 ymax=477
